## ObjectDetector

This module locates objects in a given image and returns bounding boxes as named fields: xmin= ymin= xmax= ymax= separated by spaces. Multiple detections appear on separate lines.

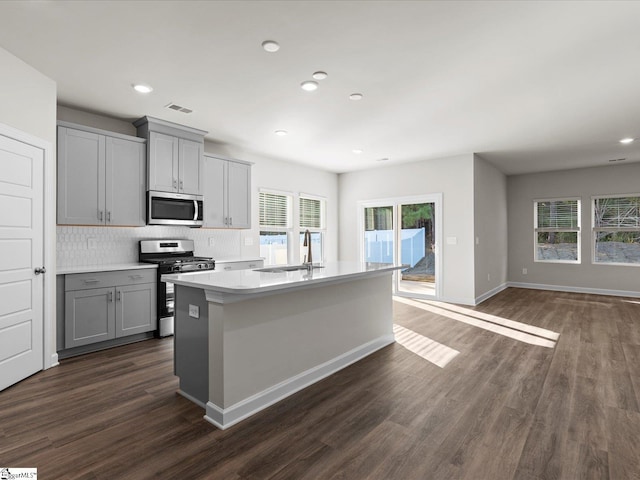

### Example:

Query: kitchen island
xmin=162 ymin=261 xmax=402 ymax=429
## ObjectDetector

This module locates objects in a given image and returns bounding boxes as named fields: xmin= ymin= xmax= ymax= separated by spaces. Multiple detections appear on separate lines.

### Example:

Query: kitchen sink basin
xmin=255 ymin=265 xmax=325 ymax=273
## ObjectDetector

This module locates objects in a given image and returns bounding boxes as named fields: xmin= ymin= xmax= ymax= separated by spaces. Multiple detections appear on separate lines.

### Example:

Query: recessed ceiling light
xmin=133 ymin=84 xmax=153 ymax=94
xmin=312 ymin=71 xmax=328 ymax=80
xmin=274 ymin=130 xmax=288 ymax=136
xmin=352 ymin=149 xmax=363 ymax=154
xmin=262 ymin=40 xmax=280 ymax=53
xmin=376 ymin=157 xmax=390 ymax=162
xmin=301 ymin=80 xmax=319 ymax=92
xmin=349 ymin=93 xmax=363 ymax=101
xmin=620 ymin=137 xmax=635 ymax=144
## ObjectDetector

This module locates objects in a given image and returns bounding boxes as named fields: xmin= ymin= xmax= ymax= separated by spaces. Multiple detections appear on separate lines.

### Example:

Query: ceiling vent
xmin=165 ymin=102 xmax=193 ymax=114
xmin=608 ymin=158 xmax=627 ymax=163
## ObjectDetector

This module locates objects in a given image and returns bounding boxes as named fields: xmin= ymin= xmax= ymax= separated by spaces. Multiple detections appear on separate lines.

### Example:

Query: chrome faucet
xmin=303 ymin=229 xmax=313 ymax=271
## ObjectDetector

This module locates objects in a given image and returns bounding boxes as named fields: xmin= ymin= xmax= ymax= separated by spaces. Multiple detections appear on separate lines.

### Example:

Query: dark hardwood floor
xmin=1 ymin=288 xmax=639 ymax=479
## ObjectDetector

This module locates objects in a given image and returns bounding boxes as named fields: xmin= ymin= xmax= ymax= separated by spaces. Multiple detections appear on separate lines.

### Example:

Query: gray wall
xmin=338 ymin=154 xmax=477 ymax=304
xmin=474 ymin=155 xmax=508 ymax=300
xmin=508 ymin=162 xmax=640 ymax=294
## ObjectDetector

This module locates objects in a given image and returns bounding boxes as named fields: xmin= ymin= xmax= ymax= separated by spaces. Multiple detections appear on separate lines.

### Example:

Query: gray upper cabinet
xmin=57 ymin=122 xmax=146 ymax=226
xmin=203 ymin=155 xmax=252 ymax=229
xmin=134 ymin=116 xmax=207 ymax=196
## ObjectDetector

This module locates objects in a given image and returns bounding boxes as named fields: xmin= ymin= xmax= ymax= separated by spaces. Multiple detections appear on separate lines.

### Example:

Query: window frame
xmin=533 ymin=197 xmax=581 ymax=264
xmin=591 ymin=193 xmax=640 ymax=267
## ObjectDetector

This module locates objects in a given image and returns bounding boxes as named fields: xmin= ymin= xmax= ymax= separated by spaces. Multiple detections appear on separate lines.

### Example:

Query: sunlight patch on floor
xmin=393 ymin=323 xmax=460 ymax=368
xmin=394 ymin=297 xmax=558 ymax=348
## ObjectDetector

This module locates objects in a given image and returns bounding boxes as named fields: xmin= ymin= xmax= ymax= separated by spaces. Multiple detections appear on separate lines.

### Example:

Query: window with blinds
xmin=534 ymin=199 xmax=580 ymax=263
xmin=593 ymin=195 xmax=640 ymax=265
xmin=259 ymin=192 xmax=291 ymax=229
xmin=299 ymin=197 xmax=324 ymax=229
xmin=259 ymin=191 xmax=292 ymax=266
xmin=299 ymin=195 xmax=326 ymax=263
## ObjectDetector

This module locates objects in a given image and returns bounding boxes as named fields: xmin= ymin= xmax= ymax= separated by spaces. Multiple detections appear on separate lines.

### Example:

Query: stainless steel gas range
xmin=139 ymin=239 xmax=215 ymax=337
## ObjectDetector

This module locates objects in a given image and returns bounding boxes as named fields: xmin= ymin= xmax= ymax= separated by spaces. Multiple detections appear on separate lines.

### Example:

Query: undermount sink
xmin=255 ymin=265 xmax=325 ymax=273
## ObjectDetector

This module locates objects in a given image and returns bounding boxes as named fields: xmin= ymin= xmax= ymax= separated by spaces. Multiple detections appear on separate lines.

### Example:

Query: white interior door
xmin=0 ymin=133 xmax=44 ymax=391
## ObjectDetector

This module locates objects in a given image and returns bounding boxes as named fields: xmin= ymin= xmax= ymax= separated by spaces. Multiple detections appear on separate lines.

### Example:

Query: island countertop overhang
xmin=162 ymin=261 xmax=403 ymax=303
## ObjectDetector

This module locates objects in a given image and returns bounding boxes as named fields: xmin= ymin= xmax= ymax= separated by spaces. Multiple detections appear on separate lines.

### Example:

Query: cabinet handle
xmin=108 ymin=291 xmax=113 ymax=302
xmin=229 ymin=217 xmax=233 ymax=226
xmin=224 ymin=266 xmax=232 ymax=271
xmin=249 ymin=264 xmax=256 ymax=268
xmin=84 ymin=279 xmax=100 ymax=284
xmin=179 ymin=180 xmax=184 ymax=191
xmin=107 ymin=211 xmax=111 ymax=223
xmin=98 ymin=210 xmax=103 ymax=221
xmin=173 ymin=179 xmax=178 ymax=190
xmin=117 ymin=290 xmax=121 ymax=302
xmin=129 ymin=274 xmax=144 ymax=280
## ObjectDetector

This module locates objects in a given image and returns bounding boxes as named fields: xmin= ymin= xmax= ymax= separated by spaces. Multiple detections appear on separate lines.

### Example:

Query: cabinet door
xmin=105 ymin=137 xmax=146 ymax=226
xmin=203 ymin=155 xmax=226 ymax=227
xmin=148 ymin=132 xmax=178 ymax=192
xmin=178 ymin=138 xmax=203 ymax=195
xmin=115 ymin=283 xmax=157 ymax=337
xmin=227 ymin=161 xmax=251 ymax=228
xmin=57 ymin=127 xmax=105 ymax=225
xmin=65 ymin=287 xmax=115 ymax=348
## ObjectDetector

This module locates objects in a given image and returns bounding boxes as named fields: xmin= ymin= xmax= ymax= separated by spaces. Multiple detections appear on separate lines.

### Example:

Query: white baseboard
xmin=507 ymin=281 xmax=640 ymax=299
xmin=204 ymin=334 xmax=395 ymax=430
xmin=475 ymin=283 xmax=509 ymax=305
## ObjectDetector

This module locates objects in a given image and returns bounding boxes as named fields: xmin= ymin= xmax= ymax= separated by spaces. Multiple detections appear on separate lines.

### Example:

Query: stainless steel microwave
xmin=147 ymin=191 xmax=203 ymax=227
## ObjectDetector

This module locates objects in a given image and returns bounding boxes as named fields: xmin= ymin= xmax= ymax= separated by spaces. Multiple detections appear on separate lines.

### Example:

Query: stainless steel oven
xmin=139 ymin=239 xmax=215 ymax=337
xmin=147 ymin=191 xmax=203 ymax=226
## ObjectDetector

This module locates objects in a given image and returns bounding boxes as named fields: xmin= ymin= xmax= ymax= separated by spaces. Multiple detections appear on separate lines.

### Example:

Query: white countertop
xmin=162 ymin=261 xmax=402 ymax=297
xmin=57 ymin=263 xmax=158 ymax=275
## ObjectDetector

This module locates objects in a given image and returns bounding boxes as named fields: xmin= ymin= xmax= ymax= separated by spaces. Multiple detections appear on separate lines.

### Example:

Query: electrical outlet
xmin=487 ymin=273 xmax=491 ymax=281
xmin=87 ymin=238 xmax=97 ymax=250
xmin=522 ymin=268 xmax=528 ymax=275
xmin=188 ymin=304 xmax=199 ymax=318
xmin=476 ymin=237 xmax=479 ymax=245
xmin=208 ymin=237 xmax=215 ymax=247
xmin=244 ymin=237 xmax=254 ymax=246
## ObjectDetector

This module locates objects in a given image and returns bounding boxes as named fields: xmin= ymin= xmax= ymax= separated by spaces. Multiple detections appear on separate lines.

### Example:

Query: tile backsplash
xmin=57 ymin=226 xmax=243 ymax=268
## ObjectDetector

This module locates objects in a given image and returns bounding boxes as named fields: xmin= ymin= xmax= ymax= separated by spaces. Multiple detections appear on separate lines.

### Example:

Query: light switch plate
xmin=446 ymin=236 xmax=458 ymax=245
xmin=188 ymin=304 xmax=199 ymax=318
xmin=244 ymin=237 xmax=254 ymax=246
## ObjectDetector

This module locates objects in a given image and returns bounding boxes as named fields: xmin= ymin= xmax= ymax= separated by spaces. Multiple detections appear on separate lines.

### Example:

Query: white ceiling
xmin=1 ymin=0 xmax=640 ymax=175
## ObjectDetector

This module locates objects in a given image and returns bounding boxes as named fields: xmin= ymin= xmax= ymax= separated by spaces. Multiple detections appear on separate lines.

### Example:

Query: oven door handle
xmin=194 ymin=200 xmax=199 ymax=221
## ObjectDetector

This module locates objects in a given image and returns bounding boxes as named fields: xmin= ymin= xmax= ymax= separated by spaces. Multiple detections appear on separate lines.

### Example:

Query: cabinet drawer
xmin=65 ymin=268 xmax=156 ymax=291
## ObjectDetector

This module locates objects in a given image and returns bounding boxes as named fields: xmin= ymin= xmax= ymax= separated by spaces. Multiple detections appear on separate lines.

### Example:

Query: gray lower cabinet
xmin=57 ymin=122 xmax=146 ymax=226
xmin=64 ymin=269 xmax=156 ymax=349
xmin=203 ymin=155 xmax=252 ymax=228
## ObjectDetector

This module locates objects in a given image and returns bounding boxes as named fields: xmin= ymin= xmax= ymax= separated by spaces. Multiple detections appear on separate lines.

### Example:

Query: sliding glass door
xmin=360 ymin=195 xmax=441 ymax=300
xmin=397 ymin=201 xmax=436 ymax=297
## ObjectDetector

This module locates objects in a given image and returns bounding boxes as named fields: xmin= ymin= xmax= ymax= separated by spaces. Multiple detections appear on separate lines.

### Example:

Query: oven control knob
xmin=198 ymin=264 xmax=203 ymax=269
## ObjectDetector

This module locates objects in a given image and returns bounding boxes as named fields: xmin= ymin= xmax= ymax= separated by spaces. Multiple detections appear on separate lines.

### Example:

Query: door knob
xmin=34 ymin=267 xmax=46 ymax=275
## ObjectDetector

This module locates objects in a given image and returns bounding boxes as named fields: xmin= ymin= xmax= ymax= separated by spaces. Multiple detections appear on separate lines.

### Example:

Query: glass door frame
xmin=358 ymin=193 xmax=442 ymax=300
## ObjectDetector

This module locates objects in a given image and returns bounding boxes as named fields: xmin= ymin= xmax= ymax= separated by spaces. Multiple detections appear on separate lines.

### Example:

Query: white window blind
xmin=536 ymin=200 xmax=579 ymax=230
xmin=299 ymin=197 xmax=324 ymax=229
xmin=594 ymin=196 xmax=640 ymax=230
xmin=259 ymin=192 xmax=291 ymax=228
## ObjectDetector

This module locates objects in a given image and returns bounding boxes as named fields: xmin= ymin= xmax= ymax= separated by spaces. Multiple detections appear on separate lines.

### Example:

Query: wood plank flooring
xmin=1 ymin=288 xmax=639 ymax=479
